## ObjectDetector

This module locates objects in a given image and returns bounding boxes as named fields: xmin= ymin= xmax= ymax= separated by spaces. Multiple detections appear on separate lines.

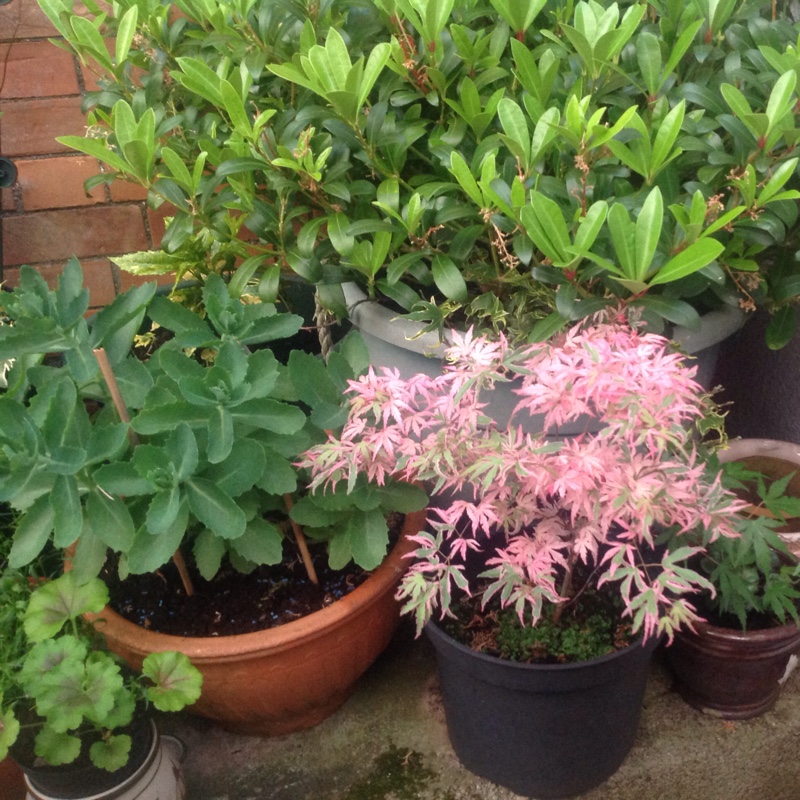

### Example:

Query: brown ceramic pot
xmin=665 ymin=437 xmax=800 ymax=719
xmin=87 ymin=509 xmax=426 ymax=736
xmin=667 ymin=620 xmax=800 ymax=719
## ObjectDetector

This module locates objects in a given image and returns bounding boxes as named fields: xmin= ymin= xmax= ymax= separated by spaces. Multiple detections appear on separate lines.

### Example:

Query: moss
xmin=343 ymin=746 xmax=435 ymax=800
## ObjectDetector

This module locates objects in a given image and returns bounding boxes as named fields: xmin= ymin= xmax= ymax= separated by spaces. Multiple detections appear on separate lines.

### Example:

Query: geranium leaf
xmin=142 ymin=651 xmax=203 ymax=712
xmin=24 ymin=573 xmax=108 ymax=642
xmin=35 ymin=727 xmax=82 ymax=766
xmin=90 ymin=734 xmax=132 ymax=772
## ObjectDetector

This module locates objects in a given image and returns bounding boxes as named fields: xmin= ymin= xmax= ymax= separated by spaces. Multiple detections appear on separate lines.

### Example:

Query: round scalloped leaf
xmin=142 ymin=651 xmax=203 ymax=712
xmin=90 ymin=734 xmax=132 ymax=772
xmin=24 ymin=573 xmax=108 ymax=642
xmin=0 ymin=706 xmax=20 ymax=760
xmin=35 ymin=727 xmax=82 ymax=766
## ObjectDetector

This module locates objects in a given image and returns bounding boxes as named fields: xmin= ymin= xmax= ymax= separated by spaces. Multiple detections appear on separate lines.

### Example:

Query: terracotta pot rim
xmin=88 ymin=508 xmax=427 ymax=661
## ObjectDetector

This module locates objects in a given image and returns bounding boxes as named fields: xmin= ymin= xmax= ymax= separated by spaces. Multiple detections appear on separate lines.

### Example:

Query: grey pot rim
xmin=342 ymin=282 xmax=746 ymax=357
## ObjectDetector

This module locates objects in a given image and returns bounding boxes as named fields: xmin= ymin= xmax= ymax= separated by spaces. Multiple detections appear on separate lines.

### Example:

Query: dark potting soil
xmin=104 ymin=515 xmax=404 ymax=638
xmin=441 ymin=586 xmax=635 ymax=665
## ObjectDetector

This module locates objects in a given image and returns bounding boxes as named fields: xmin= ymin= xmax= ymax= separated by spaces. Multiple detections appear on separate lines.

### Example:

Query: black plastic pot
xmin=426 ymin=621 xmax=658 ymax=799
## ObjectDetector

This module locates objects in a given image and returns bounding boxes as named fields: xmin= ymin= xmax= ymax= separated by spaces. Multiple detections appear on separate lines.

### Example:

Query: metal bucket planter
xmin=19 ymin=721 xmax=185 ymax=800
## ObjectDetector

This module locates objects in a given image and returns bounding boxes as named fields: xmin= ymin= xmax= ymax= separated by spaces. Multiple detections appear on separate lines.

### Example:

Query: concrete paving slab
xmin=158 ymin=621 xmax=800 ymax=800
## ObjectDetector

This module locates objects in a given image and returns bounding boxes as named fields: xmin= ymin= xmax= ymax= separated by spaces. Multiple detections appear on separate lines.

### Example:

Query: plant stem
xmin=282 ymin=493 xmax=319 ymax=585
xmin=93 ymin=348 xmax=196 ymax=598
xmin=552 ymin=544 xmax=577 ymax=625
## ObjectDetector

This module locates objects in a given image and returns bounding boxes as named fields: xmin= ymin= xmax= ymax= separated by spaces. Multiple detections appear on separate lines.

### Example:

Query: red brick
xmin=1 ymin=185 xmax=17 ymax=212
xmin=79 ymin=40 xmax=116 ymax=92
xmin=0 ymin=41 xmax=79 ymax=99
xmin=2 ymin=205 xmax=149 ymax=266
xmin=0 ymin=0 xmax=58 ymax=40
xmin=78 ymin=257 xmax=118 ymax=307
xmin=146 ymin=202 xmax=178 ymax=248
xmin=1 ymin=97 xmax=88 ymax=157
xmin=2 ymin=258 xmax=117 ymax=307
xmin=15 ymin=155 xmax=105 ymax=211
xmin=109 ymin=179 xmax=149 ymax=202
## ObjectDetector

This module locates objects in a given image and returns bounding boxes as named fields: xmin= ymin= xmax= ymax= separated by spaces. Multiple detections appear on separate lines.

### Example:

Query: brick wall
xmin=0 ymin=0 xmax=168 ymax=308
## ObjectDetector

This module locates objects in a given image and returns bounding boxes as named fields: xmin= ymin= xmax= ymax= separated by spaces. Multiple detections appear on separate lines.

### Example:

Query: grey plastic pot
xmin=344 ymin=283 xmax=744 ymax=429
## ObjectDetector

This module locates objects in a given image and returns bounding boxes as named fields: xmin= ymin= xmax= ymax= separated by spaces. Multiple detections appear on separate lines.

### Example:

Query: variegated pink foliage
xmin=300 ymin=317 xmax=746 ymax=641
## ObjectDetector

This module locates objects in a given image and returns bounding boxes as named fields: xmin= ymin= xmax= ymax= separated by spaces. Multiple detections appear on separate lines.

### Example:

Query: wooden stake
xmin=283 ymin=493 xmax=319 ymax=585
xmin=94 ymin=348 xmax=139 ymax=447
xmin=93 ymin=348 xmax=196 ymax=597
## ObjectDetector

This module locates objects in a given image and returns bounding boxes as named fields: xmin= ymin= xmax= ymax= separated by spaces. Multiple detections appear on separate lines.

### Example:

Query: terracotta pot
xmin=667 ymin=620 xmax=800 ymax=719
xmin=0 ymin=757 xmax=26 ymax=800
xmin=88 ymin=509 xmax=426 ymax=736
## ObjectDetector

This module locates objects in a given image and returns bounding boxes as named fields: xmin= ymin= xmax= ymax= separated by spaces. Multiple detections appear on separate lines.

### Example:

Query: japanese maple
xmin=300 ymin=315 xmax=746 ymax=643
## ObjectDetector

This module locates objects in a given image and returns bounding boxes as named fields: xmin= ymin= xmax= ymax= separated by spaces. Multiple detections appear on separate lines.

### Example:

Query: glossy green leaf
xmin=634 ymin=188 xmax=663 ymax=282
xmin=449 ymin=152 xmax=484 ymax=208
xmin=766 ymin=305 xmax=797 ymax=350
xmin=648 ymin=238 xmax=724 ymax=286
xmin=636 ymin=31 xmax=662 ymax=96
xmin=432 ymin=254 xmax=468 ymax=302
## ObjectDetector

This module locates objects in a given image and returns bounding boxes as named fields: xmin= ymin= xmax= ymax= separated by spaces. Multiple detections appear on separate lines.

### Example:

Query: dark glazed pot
xmin=667 ymin=620 xmax=800 ymax=719
xmin=665 ymin=438 xmax=800 ymax=719
xmin=426 ymin=621 xmax=658 ymax=799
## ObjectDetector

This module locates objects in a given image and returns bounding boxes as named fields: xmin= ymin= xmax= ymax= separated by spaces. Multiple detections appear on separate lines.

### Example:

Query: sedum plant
xmin=40 ymin=0 xmax=800 ymax=345
xmin=300 ymin=312 xmax=750 ymax=642
xmin=0 ymin=259 xmax=426 ymax=587
xmin=0 ymin=568 xmax=202 ymax=771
